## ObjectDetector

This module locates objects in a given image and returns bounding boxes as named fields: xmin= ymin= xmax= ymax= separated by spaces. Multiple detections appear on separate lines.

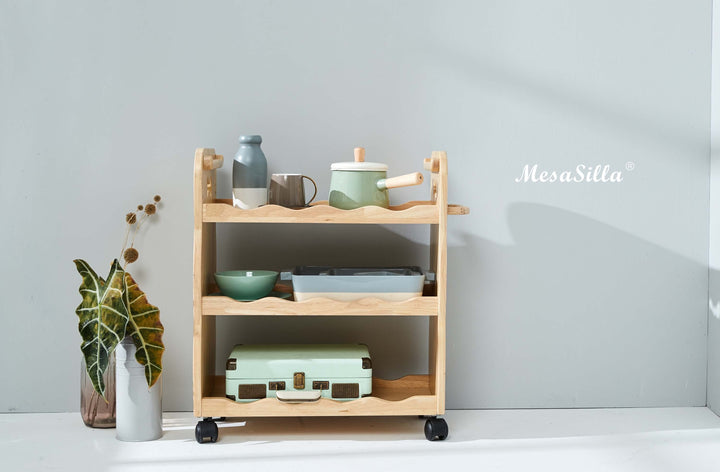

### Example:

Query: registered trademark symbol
xmin=625 ymin=161 xmax=635 ymax=171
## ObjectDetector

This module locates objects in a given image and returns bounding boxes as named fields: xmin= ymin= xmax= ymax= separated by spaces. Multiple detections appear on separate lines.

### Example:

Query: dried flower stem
xmin=119 ymin=224 xmax=131 ymax=262
xmin=120 ymin=196 xmax=162 ymax=270
xmin=130 ymin=213 xmax=149 ymax=248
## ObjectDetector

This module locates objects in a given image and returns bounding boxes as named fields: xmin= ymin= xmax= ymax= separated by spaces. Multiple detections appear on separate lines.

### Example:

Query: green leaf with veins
xmin=122 ymin=270 xmax=164 ymax=388
xmin=74 ymin=259 xmax=128 ymax=399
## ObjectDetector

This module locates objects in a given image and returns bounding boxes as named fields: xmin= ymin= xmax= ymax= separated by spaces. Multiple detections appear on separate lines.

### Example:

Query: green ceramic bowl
xmin=214 ymin=270 xmax=279 ymax=300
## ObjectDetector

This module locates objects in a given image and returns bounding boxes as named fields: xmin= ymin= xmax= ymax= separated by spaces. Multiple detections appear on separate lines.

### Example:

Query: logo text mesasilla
xmin=515 ymin=164 xmax=623 ymax=183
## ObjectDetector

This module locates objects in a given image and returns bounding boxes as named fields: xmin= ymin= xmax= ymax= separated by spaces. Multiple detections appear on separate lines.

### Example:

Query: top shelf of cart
xmin=195 ymin=148 xmax=469 ymax=225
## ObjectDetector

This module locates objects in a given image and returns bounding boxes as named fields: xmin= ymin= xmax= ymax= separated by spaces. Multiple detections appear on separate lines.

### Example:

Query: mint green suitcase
xmin=225 ymin=344 xmax=372 ymax=402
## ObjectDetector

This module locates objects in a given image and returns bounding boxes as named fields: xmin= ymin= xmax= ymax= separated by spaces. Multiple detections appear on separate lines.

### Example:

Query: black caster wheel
xmin=195 ymin=419 xmax=219 ymax=443
xmin=424 ymin=417 xmax=448 ymax=441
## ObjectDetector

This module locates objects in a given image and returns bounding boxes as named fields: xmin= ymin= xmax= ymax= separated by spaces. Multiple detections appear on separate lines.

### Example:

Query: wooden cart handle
xmin=423 ymin=157 xmax=439 ymax=173
xmin=203 ymin=153 xmax=224 ymax=170
xmin=378 ymin=172 xmax=424 ymax=190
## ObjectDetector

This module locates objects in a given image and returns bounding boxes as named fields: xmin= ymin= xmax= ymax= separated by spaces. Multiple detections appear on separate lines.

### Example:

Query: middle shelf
xmin=202 ymin=295 xmax=439 ymax=316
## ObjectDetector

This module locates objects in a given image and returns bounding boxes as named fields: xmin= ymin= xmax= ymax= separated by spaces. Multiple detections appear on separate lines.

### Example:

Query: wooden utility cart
xmin=192 ymin=148 xmax=469 ymax=442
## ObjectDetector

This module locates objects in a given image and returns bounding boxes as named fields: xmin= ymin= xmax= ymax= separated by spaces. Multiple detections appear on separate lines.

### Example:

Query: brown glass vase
xmin=80 ymin=352 xmax=116 ymax=428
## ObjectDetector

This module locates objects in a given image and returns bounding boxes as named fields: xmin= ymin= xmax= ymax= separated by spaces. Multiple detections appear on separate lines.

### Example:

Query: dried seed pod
xmin=144 ymin=203 xmax=157 ymax=215
xmin=153 ymin=195 xmax=161 ymax=202
xmin=137 ymin=205 xmax=144 ymax=211
xmin=123 ymin=247 xmax=139 ymax=264
xmin=125 ymin=212 xmax=137 ymax=224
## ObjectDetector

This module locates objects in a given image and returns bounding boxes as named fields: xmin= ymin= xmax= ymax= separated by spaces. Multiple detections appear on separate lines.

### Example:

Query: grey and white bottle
xmin=233 ymin=135 xmax=268 ymax=209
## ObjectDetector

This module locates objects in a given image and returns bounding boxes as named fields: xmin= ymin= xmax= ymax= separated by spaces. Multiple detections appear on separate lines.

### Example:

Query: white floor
xmin=2 ymin=408 xmax=720 ymax=471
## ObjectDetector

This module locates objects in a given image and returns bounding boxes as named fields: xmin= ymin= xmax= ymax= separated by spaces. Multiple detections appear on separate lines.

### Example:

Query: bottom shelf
xmin=200 ymin=375 xmax=439 ymax=417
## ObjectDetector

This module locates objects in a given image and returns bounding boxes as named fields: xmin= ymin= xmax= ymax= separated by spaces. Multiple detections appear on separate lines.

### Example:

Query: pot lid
xmin=331 ymin=147 xmax=388 ymax=172
xmin=331 ymin=161 xmax=388 ymax=171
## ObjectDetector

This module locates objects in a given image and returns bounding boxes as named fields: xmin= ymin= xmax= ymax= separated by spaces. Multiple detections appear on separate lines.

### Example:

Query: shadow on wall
xmin=212 ymin=203 xmax=708 ymax=408
xmin=448 ymin=202 xmax=707 ymax=408
xmin=427 ymin=38 xmax=706 ymax=156
xmin=708 ymin=269 xmax=720 ymax=415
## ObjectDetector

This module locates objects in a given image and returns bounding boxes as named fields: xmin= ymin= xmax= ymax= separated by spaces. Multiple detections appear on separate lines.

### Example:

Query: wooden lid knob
xmin=354 ymin=147 xmax=365 ymax=163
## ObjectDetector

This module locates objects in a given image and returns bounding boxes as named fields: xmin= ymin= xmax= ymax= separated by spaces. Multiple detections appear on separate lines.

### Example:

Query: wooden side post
xmin=193 ymin=148 xmax=221 ymax=416
xmin=428 ymin=151 xmax=448 ymax=415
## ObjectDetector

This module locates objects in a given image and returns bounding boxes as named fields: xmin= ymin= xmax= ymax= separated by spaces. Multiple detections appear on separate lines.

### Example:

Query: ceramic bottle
xmin=233 ymin=135 xmax=268 ymax=209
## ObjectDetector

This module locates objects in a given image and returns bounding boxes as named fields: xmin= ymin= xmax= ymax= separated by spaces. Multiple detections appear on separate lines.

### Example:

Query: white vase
xmin=115 ymin=337 xmax=162 ymax=441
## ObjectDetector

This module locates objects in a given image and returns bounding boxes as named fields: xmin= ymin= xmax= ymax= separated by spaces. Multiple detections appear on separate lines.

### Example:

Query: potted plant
xmin=74 ymin=196 xmax=165 ymax=440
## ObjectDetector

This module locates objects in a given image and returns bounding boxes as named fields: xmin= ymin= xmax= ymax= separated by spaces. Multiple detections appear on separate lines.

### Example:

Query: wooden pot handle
xmin=379 ymin=172 xmax=424 ymax=190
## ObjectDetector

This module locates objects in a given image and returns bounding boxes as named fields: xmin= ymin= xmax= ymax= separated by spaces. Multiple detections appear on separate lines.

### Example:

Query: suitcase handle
xmin=276 ymin=391 xmax=322 ymax=403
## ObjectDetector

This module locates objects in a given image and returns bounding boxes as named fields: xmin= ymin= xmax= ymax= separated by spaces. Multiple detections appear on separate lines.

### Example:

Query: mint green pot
xmin=329 ymin=170 xmax=391 ymax=210
xmin=214 ymin=270 xmax=278 ymax=300
xmin=328 ymin=148 xmax=424 ymax=210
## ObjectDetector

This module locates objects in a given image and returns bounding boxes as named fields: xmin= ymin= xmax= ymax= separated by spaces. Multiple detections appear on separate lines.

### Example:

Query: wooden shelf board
xmin=202 ymin=295 xmax=439 ymax=317
xmin=203 ymin=200 xmax=440 ymax=224
xmin=200 ymin=375 xmax=437 ymax=417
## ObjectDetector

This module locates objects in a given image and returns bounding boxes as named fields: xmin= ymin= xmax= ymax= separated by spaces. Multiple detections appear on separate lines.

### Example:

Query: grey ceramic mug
xmin=268 ymin=174 xmax=318 ymax=208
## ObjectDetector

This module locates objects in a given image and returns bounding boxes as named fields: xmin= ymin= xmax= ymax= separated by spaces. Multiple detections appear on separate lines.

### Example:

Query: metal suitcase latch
xmin=293 ymin=372 xmax=305 ymax=390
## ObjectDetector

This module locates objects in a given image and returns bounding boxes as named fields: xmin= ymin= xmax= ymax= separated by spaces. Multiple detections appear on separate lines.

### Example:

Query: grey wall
xmin=0 ymin=0 xmax=711 ymax=412
xmin=709 ymin=0 xmax=720 ymax=417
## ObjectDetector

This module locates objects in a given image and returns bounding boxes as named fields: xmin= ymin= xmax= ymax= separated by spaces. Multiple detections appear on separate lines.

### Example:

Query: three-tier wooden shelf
xmin=193 ymin=148 xmax=469 ymax=442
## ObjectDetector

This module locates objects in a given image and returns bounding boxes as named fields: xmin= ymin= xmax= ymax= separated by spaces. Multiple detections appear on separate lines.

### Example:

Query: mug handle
xmin=302 ymin=175 xmax=318 ymax=205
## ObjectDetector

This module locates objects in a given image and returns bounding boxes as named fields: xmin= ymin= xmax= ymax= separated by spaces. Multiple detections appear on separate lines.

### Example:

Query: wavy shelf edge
xmin=203 ymin=200 xmax=468 ymax=223
xmin=201 ymin=395 xmax=438 ymax=417
xmin=202 ymin=295 xmax=439 ymax=316
xmin=202 ymin=375 xmax=437 ymax=417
